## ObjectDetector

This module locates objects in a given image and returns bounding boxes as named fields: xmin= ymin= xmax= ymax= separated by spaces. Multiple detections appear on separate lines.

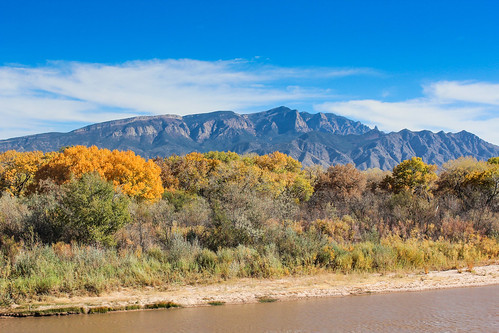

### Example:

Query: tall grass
xmin=1 ymin=231 xmax=497 ymax=305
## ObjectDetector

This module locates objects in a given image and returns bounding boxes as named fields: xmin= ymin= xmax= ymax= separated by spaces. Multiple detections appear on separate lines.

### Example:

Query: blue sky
xmin=1 ymin=0 xmax=499 ymax=144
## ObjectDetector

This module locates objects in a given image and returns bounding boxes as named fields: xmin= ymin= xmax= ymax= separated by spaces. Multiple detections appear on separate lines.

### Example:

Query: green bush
xmin=57 ymin=173 xmax=131 ymax=246
xmin=195 ymin=248 xmax=218 ymax=272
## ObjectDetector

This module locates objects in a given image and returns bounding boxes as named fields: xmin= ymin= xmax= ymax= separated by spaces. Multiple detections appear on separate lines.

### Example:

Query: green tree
xmin=57 ymin=173 xmax=131 ymax=246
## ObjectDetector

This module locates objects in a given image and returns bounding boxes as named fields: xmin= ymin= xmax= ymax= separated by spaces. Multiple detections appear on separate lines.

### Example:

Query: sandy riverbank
xmin=2 ymin=264 xmax=498 ymax=317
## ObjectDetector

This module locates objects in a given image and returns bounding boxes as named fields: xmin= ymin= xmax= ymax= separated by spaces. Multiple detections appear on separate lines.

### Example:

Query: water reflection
xmin=1 ymin=285 xmax=498 ymax=332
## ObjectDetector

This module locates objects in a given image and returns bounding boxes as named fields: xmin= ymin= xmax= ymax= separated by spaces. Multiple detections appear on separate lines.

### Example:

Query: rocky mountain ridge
xmin=1 ymin=106 xmax=498 ymax=170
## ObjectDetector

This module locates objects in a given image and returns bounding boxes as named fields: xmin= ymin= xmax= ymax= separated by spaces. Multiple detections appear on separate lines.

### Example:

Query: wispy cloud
xmin=316 ymin=81 xmax=499 ymax=145
xmin=0 ymin=59 xmax=370 ymax=139
xmin=2 ymin=60 xmax=499 ymax=146
xmin=425 ymin=81 xmax=499 ymax=105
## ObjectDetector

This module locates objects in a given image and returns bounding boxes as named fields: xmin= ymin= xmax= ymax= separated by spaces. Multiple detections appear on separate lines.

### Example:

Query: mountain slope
xmin=1 ymin=106 xmax=498 ymax=170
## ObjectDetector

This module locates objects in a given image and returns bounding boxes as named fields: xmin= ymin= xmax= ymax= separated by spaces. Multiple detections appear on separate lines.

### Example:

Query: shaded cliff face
xmin=0 ymin=106 xmax=498 ymax=170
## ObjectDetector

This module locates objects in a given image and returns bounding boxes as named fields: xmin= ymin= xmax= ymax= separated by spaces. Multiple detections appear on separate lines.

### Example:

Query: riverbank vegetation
xmin=1 ymin=147 xmax=498 ymax=305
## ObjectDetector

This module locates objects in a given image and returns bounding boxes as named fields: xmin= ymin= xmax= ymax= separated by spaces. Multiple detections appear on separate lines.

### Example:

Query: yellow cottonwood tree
xmin=155 ymin=151 xmax=313 ymax=202
xmin=0 ymin=150 xmax=48 ymax=196
xmin=386 ymin=157 xmax=438 ymax=196
xmin=156 ymin=152 xmax=221 ymax=193
xmin=463 ymin=158 xmax=499 ymax=206
xmin=253 ymin=151 xmax=302 ymax=173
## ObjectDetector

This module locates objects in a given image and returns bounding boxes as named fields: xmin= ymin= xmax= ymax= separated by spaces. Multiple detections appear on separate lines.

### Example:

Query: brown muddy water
xmin=1 ymin=285 xmax=498 ymax=332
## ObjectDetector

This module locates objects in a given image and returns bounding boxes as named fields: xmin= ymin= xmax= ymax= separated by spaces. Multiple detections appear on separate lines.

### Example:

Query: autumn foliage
xmin=155 ymin=151 xmax=313 ymax=202
xmin=33 ymin=146 xmax=164 ymax=201
xmin=383 ymin=157 xmax=438 ymax=196
xmin=0 ymin=148 xmax=498 ymax=249
xmin=313 ymin=163 xmax=366 ymax=203
xmin=0 ymin=150 xmax=49 ymax=196
xmin=0 ymin=148 xmax=498 ymax=304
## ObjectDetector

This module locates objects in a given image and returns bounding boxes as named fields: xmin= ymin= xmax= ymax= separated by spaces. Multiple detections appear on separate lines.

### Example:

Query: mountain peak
xmin=1 ymin=107 xmax=498 ymax=170
xmin=184 ymin=110 xmax=237 ymax=120
xmin=267 ymin=106 xmax=294 ymax=113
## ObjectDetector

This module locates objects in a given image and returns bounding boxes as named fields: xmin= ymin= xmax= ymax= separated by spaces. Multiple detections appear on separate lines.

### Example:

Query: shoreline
xmin=2 ymin=264 xmax=498 ymax=318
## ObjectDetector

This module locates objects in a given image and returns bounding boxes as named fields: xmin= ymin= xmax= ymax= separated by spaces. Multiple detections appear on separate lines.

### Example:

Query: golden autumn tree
xmin=385 ymin=157 xmax=438 ymax=196
xmin=156 ymin=151 xmax=313 ymax=202
xmin=0 ymin=150 xmax=49 ymax=196
xmin=35 ymin=146 xmax=111 ymax=184
xmin=437 ymin=157 xmax=484 ymax=197
xmin=226 ymin=151 xmax=312 ymax=202
xmin=35 ymin=146 xmax=163 ymax=201
xmin=153 ymin=156 xmax=180 ymax=192
xmin=155 ymin=152 xmax=221 ymax=193
xmin=488 ymin=157 xmax=499 ymax=165
xmin=106 ymin=150 xmax=164 ymax=201
xmin=208 ymin=159 xmax=263 ymax=192
xmin=251 ymin=152 xmax=312 ymax=201
xmin=436 ymin=157 xmax=499 ymax=208
xmin=252 ymin=151 xmax=302 ymax=173
xmin=462 ymin=158 xmax=499 ymax=207
xmin=203 ymin=151 xmax=241 ymax=163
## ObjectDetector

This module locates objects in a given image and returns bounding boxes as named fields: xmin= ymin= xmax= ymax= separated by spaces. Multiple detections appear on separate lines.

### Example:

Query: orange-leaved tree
xmin=35 ymin=146 xmax=164 ymax=201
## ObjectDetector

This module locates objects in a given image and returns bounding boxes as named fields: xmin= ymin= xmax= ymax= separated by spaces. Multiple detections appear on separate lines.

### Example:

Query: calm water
xmin=1 ymin=285 xmax=498 ymax=333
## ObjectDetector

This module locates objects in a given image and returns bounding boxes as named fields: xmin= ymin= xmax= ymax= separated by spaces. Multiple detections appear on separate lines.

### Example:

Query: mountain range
xmin=1 ymin=106 xmax=498 ymax=170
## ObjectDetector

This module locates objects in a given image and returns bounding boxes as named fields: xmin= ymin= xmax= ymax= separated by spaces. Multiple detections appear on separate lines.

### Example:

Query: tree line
xmin=1 ymin=146 xmax=498 ymax=248
xmin=0 ymin=146 xmax=498 ymax=303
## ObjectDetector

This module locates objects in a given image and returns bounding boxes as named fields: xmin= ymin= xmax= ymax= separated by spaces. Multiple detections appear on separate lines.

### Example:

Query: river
xmin=1 ymin=285 xmax=498 ymax=332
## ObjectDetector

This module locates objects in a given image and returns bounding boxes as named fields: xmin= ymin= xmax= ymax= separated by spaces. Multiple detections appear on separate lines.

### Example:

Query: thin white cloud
xmin=0 ymin=59 xmax=368 ymax=139
xmin=316 ymin=81 xmax=499 ymax=145
xmin=425 ymin=81 xmax=499 ymax=105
